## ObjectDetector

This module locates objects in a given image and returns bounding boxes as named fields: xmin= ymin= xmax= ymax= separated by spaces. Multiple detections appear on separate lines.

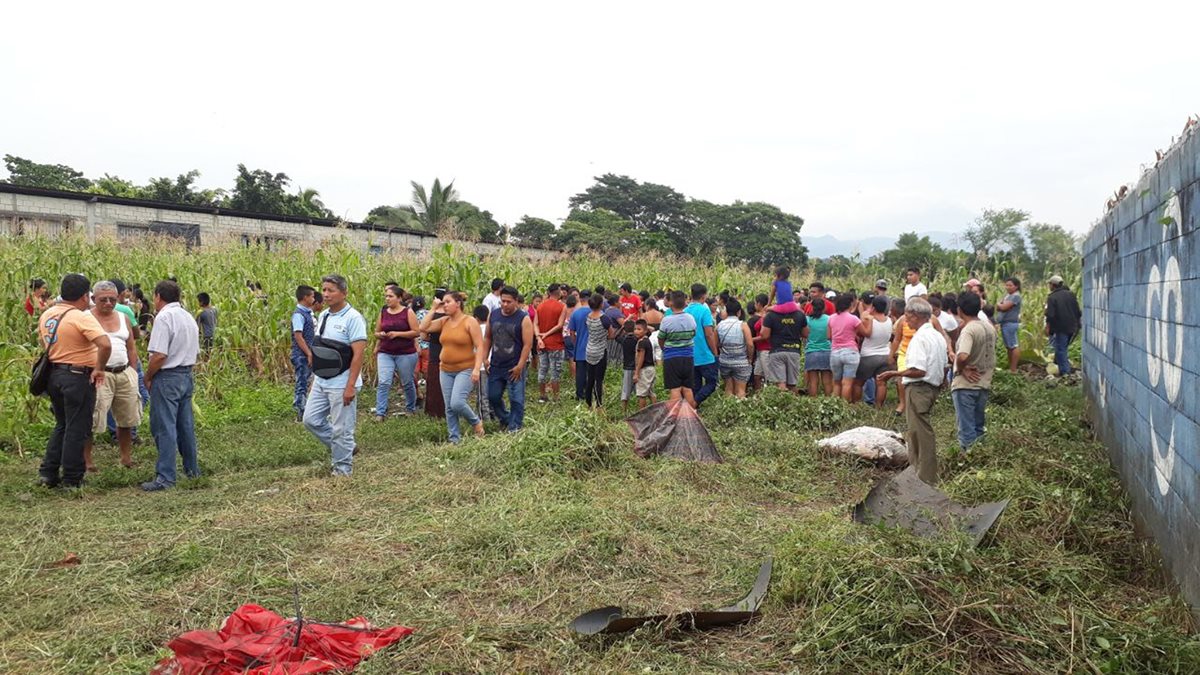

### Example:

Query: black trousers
xmin=575 ymin=359 xmax=588 ymax=401
xmin=584 ymin=358 xmax=608 ymax=408
xmin=40 ymin=367 xmax=96 ymax=486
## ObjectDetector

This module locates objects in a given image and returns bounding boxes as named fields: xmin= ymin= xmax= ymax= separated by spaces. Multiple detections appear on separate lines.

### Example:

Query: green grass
xmin=0 ymin=372 xmax=1196 ymax=673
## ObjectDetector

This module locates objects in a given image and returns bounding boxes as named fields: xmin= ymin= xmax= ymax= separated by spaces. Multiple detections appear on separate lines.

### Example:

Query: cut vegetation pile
xmin=0 ymin=371 xmax=1196 ymax=673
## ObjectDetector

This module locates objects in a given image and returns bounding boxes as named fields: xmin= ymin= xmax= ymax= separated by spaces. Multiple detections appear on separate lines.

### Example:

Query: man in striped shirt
xmin=656 ymin=290 xmax=698 ymax=408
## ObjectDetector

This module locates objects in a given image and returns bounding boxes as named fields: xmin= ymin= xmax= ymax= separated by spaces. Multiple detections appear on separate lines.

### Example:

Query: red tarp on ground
xmin=151 ymin=603 xmax=413 ymax=675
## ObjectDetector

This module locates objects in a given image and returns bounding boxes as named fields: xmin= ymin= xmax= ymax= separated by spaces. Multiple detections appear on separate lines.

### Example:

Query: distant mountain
xmin=804 ymin=231 xmax=965 ymax=259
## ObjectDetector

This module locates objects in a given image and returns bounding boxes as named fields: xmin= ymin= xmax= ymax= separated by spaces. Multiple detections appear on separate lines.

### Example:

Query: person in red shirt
xmin=749 ymin=294 xmax=772 ymax=392
xmin=618 ymin=283 xmax=642 ymax=320
xmin=535 ymin=283 xmax=568 ymax=402
xmin=25 ymin=278 xmax=50 ymax=316
xmin=804 ymin=282 xmax=835 ymax=317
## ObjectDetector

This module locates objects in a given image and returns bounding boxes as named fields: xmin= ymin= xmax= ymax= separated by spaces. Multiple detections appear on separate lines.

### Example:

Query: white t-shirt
xmin=937 ymin=312 xmax=959 ymax=333
xmin=904 ymin=282 xmax=928 ymax=301
xmin=482 ymin=293 xmax=502 ymax=315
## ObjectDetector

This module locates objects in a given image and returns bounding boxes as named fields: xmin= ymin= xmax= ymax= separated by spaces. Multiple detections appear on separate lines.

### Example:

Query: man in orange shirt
xmin=37 ymin=273 xmax=112 ymax=489
xmin=535 ymin=283 xmax=568 ymax=402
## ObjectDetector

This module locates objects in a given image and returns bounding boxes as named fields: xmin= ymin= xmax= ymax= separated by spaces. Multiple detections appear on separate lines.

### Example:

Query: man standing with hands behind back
xmin=38 ymin=273 xmax=111 ymax=489
xmin=141 ymin=280 xmax=200 ymax=492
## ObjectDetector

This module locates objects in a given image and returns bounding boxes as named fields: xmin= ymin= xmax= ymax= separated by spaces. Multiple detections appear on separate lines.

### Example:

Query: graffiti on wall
xmin=1145 ymin=193 xmax=1183 ymax=497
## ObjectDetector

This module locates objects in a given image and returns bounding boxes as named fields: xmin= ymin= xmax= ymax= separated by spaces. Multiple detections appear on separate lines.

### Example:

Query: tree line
xmin=3 ymin=154 xmax=1077 ymax=279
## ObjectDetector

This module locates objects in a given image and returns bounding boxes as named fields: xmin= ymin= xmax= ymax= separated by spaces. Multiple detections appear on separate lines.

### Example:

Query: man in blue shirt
xmin=303 ymin=274 xmax=367 ymax=477
xmin=567 ymin=290 xmax=593 ymax=401
xmin=291 ymin=285 xmax=317 ymax=422
xmin=684 ymin=284 xmax=719 ymax=405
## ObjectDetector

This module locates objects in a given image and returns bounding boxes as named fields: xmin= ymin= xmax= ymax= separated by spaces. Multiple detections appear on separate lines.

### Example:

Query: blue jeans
xmin=149 ymin=367 xmax=199 ymax=486
xmin=292 ymin=354 xmax=311 ymax=416
xmin=376 ymin=352 xmax=418 ymax=416
xmin=693 ymin=362 xmax=719 ymax=405
xmin=863 ymin=377 xmax=876 ymax=405
xmin=952 ymin=388 xmax=990 ymax=448
xmin=487 ymin=366 xmax=527 ymax=431
xmin=441 ymin=369 xmax=481 ymax=443
xmin=303 ymin=381 xmax=360 ymax=475
xmin=1051 ymin=332 xmax=1073 ymax=375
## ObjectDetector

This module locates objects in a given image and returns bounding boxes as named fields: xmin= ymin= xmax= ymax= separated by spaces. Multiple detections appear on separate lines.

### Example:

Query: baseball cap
xmin=964 ymin=278 xmax=981 ymax=288
xmin=875 ymin=279 xmax=889 ymax=289
xmin=825 ymin=290 xmax=837 ymax=299
xmin=1048 ymin=274 xmax=1064 ymax=284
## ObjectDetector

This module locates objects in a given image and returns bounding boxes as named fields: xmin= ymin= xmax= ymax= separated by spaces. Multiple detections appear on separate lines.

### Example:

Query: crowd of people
xmin=28 ymin=265 xmax=1082 ymax=489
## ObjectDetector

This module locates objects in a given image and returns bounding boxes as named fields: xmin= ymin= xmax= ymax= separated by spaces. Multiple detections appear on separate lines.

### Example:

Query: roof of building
xmin=0 ymin=181 xmax=432 ymax=237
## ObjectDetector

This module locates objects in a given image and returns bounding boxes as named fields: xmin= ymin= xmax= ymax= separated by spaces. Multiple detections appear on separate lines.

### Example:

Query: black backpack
xmin=310 ymin=313 xmax=354 ymax=378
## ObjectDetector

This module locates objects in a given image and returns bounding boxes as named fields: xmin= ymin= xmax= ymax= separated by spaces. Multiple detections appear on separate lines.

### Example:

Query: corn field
xmin=0 ymin=234 xmax=1072 ymax=451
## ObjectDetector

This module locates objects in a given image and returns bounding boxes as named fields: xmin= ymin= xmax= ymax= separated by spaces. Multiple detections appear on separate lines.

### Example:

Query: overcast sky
xmin=3 ymin=1 xmax=1197 ymax=239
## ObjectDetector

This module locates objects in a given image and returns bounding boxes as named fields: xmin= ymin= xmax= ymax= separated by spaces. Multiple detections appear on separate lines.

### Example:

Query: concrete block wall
xmin=0 ymin=191 xmax=558 ymax=262
xmin=1082 ymin=129 xmax=1200 ymax=613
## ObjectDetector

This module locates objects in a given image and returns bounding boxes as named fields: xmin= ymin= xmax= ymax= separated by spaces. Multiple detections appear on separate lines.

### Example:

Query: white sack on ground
xmin=816 ymin=426 xmax=908 ymax=467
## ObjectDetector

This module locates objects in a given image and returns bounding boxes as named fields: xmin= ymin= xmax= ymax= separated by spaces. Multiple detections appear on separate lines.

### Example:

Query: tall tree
xmin=964 ymin=208 xmax=1029 ymax=261
xmin=293 ymin=187 xmax=334 ymax=219
xmin=555 ymin=208 xmax=636 ymax=252
xmin=569 ymin=174 xmax=689 ymax=246
xmin=410 ymin=178 xmax=458 ymax=232
xmin=142 ymin=170 xmax=223 ymax=206
xmin=510 ymin=216 xmax=557 ymax=247
xmin=365 ymin=205 xmax=422 ymax=230
xmin=445 ymin=200 xmax=502 ymax=243
xmin=2 ymin=155 xmax=90 ymax=191
xmin=227 ymin=165 xmax=294 ymax=214
xmin=874 ymin=232 xmax=960 ymax=280
xmin=87 ymin=174 xmax=142 ymax=198
xmin=1025 ymin=222 xmax=1079 ymax=280
xmin=683 ymin=200 xmax=807 ymax=269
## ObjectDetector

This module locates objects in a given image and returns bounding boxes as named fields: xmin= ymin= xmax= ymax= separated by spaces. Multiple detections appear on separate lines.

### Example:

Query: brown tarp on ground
xmin=625 ymin=400 xmax=722 ymax=463
xmin=853 ymin=467 xmax=1010 ymax=547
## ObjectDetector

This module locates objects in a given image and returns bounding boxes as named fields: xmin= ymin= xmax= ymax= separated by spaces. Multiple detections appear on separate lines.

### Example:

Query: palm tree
xmin=294 ymin=187 xmax=333 ymax=219
xmin=410 ymin=179 xmax=458 ymax=232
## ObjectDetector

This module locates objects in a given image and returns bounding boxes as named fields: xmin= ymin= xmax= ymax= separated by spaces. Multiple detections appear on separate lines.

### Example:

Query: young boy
xmin=768 ymin=265 xmax=800 ymax=314
xmin=196 ymin=292 xmax=217 ymax=350
xmin=563 ymin=294 xmax=579 ymax=383
xmin=633 ymin=319 xmax=657 ymax=409
xmin=291 ymin=285 xmax=317 ymax=421
xmin=473 ymin=304 xmax=493 ymax=421
xmin=657 ymin=290 xmax=698 ymax=408
xmin=619 ymin=321 xmax=639 ymax=414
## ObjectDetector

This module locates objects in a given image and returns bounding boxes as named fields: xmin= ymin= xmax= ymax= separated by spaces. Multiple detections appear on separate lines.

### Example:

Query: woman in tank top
xmin=854 ymin=295 xmax=894 ymax=407
xmin=716 ymin=298 xmax=753 ymax=398
xmin=373 ymin=286 xmax=420 ymax=421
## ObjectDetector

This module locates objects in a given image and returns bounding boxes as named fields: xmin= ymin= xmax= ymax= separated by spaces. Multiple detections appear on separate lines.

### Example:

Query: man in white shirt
xmin=903 ymin=267 xmax=928 ymax=301
xmin=142 ymin=280 xmax=201 ymax=492
xmin=879 ymin=297 xmax=947 ymax=485
xmin=482 ymin=277 xmax=504 ymax=316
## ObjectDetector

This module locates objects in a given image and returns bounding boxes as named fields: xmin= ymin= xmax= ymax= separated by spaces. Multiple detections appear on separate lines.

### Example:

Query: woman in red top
xmin=373 ymin=286 xmax=420 ymax=420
